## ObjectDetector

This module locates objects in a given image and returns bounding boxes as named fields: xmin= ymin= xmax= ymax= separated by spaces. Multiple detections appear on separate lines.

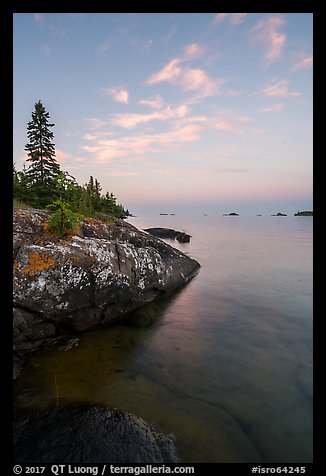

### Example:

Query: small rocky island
xmin=144 ymin=227 xmax=191 ymax=243
xmin=223 ymin=212 xmax=239 ymax=216
xmin=294 ymin=211 xmax=313 ymax=216
xmin=271 ymin=212 xmax=287 ymax=216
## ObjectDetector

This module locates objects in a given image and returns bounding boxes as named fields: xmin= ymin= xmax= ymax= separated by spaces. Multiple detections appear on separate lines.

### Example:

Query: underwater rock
xmin=13 ymin=403 xmax=180 ymax=463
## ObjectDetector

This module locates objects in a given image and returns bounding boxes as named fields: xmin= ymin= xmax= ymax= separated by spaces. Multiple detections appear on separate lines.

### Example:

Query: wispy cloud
xmin=147 ymin=56 xmax=224 ymax=100
xmin=106 ymin=171 xmax=141 ymax=177
xmin=147 ymin=58 xmax=182 ymax=84
xmin=251 ymin=16 xmax=286 ymax=66
xmin=180 ymin=68 xmax=224 ymax=97
xmin=139 ymin=94 xmax=165 ymax=109
xmin=80 ymin=122 xmax=203 ymax=163
xmin=291 ymin=55 xmax=313 ymax=71
xmin=34 ymin=13 xmax=45 ymax=25
xmin=98 ymin=41 xmax=111 ymax=54
xmin=259 ymin=80 xmax=301 ymax=98
xmin=56 ymin=148 xmax=88 ymax=167
xmin=212 ymin=112 xmax=251 ymax=134
xmin=48 ymin=23 xmax=66 ymax=38
xmin=103 ymin=86 xmax=129 ymax=104
xmin=258 ymin=102 xmax=285 ymax=112
xmin=183 ymin=43 xmax=205 ymax=60
xmin=213 ymin=13 xmax=247 ymax=26
xmin=43 ymin=45 xmax=51 ymax=56
xmin=85 ymin=118 xmax=108 ymax=129
xmin=163 ymin=24 xmax=177 ymax=44
xmin=34 ymin=13 xmax=66 ymax=38
xmin=111 ymin=105 xmax=189 ymax=129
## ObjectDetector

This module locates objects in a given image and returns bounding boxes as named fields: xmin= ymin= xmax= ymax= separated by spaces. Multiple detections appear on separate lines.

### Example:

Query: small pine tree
xmin=24 ymin=100 xmax=60 ymax=207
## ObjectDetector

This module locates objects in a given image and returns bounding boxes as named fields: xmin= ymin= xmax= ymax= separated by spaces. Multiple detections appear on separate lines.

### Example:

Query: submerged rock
xmin=13 ymin=403 xmax=180 ymax=463
xmin=13 ymin=209 xmax=200 ymax=372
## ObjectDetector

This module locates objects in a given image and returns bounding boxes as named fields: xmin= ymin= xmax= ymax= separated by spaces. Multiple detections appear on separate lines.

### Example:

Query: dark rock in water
xmin=13 ymin=209 xmax=200 ymax=376
xmin=271 ymin=212 xmax=287 ymax=216
xmin=223 ymin=212 xmax=239 ymax=216
xmin=144 ymin=227 xmax=191 ymax=243
xmin=14 ymin=403 xmax=180 ymax=463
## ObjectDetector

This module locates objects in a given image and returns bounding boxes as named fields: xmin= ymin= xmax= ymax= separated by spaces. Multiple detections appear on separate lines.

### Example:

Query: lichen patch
xmin=21 ymin=252 xmax=55 ymax=276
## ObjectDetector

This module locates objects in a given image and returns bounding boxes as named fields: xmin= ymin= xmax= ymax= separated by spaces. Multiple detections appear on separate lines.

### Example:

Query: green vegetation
xmin=48 ymin=200 xmax=81 ymax=237
xmin=13 ymin=198 xmax=33 ymax=209
xmin=14 ymin=101 xmax=130 ymax=235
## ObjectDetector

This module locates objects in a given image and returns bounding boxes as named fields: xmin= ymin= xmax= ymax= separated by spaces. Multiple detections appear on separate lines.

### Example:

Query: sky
xmin=13 ymin=13 xmax=313 ymax=216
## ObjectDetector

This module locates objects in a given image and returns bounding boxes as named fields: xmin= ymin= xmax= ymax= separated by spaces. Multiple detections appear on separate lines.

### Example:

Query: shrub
xmin=48 ymin=200 xmax=81 ymax=237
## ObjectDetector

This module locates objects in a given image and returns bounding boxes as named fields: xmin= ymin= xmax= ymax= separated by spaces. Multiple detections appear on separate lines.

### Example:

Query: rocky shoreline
xmin=13 ymin=208 xmax=200 ymax=377
xmin=13 ymin=208 xmax=200 ymax=463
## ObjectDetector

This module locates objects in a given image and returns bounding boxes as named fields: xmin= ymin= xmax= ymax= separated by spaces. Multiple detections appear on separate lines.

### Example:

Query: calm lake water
xmin=14 ymin=215 xmax=313 ymax=463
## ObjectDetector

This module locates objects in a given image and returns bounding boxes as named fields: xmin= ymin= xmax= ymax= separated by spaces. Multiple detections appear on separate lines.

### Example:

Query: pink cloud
xmin=147 ymin=58 xmax=224 ymax=100
xmin=180 ymin=68 xmax=224 ymax=97
xmin=183 ymin=43 xmax=205 ymax=60
xmin=43 ymin=45 xmax=50 ymax=56
xmin=159 ymin=124 xmax=203 ymax=144
xmin=85 ymin=118 xmax=108 ymax=129
xmin=147 ymin=58 xmax=182 ymax=84
xmin=80 ymin=122 xmax=204 ymax=164
xmin=105 ymin=171 xmax=141 ymax=177
xmin=292 ymin=56 xmax=313 ymax=71
xmin=98 ymin=41 xmax=111 ymax=54
xmin=103 ymin=87 xmax=129 ymax=104
xmin=260 ymin=80 xmax=301 ymax=98
xmin=212 ymin=113 xmax=251 ymax=134
xmin=213 ymin=13 xmax=247 ymax=25
xmin=251 ymin=16 xmax=286 ymax=66
xmin=230 ymin=13 xmax=248 ymax=25
xmin=111 ymin=105 xmax=189 ymax=129
xmin=258 ymin=102 xmax=285 ymax=112
xmin=34 ymin=13 xmax=45 ymax=24
xmin=139 ymin=94 xmax=165 ymax=109
xmin=55 ymin=148 xmax=88 ymax=166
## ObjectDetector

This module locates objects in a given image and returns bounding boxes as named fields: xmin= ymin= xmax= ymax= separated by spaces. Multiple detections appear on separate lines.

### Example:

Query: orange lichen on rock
xmin=40 ymin=222 xmax=58 ymax=238
xmin=21 ymin=252 xmax=55 ymax=276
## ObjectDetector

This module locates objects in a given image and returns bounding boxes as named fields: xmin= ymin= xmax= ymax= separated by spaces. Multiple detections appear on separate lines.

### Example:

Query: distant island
xmin=223 ymin=212 xmax=239 ymax=216
xmin=294 ymin=211 xmax=313 ymax=216
xmin=271 ymin=212 xmax=287 ymax=216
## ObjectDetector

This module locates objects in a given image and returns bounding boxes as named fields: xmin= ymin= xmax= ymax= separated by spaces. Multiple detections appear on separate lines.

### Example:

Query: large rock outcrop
xmin=13 ymin=209 xmax=200 ymax=373
xmin=14 ymin=403 xmax=180 ymax=463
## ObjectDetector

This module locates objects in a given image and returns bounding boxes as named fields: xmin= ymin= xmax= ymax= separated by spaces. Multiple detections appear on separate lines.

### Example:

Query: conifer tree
xmin=24 ymin=100 xmax=60 ymax=207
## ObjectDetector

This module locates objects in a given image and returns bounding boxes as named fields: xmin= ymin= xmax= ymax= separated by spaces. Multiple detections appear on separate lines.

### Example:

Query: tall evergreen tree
xmin=24 ymin=100 xmax=60 ymax=207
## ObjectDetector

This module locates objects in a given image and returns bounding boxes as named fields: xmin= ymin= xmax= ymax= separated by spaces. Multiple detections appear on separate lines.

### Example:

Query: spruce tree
xmin=24 ymin=100 xmax=60 ymax=207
